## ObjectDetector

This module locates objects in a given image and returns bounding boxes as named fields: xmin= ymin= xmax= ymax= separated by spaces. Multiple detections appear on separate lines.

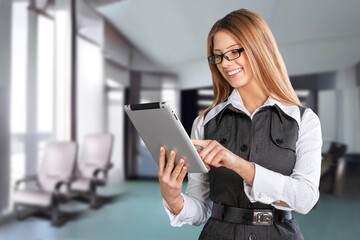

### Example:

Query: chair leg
xmin=51 ymin=207 xmax=60 ymax=226
xmin=89 ymin=183 xmax=103 ymax=209
xmin=51 ymin=198 xmax=65 ymax=226
xmin=14 ymin=204 xmax=26 ymax=220
xmin=90 ymin=193 xmax=98 ymax=209
xmin=333 ymin=158 xmax=346 ymax=196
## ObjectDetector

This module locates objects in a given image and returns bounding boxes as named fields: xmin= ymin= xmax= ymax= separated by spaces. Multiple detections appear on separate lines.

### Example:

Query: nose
xmin=221 ymin=56 xmax=232 ymax=68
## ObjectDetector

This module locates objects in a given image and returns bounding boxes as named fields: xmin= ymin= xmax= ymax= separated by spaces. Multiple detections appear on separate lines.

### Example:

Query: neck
xmin=237 ymin=84 xmax=268 ymax=114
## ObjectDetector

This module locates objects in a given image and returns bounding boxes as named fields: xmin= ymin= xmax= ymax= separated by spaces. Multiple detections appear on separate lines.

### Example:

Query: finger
xmin=191 ymin=139 xmax=209 ymax=148
xmin=203 ymin=143 xmax=222 ymax=165
xmin=177 ymin=165 xmax=188 ymax=182
xmin=164 ymin=150 xmax=176 ymax=174
xmin=199 ymin=140 xmax=218 ymax=160
xmin=210 ymin=150 xmax=226 ymax=167
xmin=171 ymin=158 xmax=185 ymax=181
xmin=158 ymin=146 xmax=166 ymax=176
xmin=204 ymin=144 xmax=225 ymax=167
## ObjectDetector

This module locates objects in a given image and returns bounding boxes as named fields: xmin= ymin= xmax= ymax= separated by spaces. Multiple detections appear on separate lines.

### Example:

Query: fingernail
xmin=195 ymin=145 xmax=204 ymax=151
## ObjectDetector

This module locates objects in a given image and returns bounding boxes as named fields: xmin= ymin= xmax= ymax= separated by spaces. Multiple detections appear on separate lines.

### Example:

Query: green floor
xmin=0 ymin=180 xmax=359 ymax=240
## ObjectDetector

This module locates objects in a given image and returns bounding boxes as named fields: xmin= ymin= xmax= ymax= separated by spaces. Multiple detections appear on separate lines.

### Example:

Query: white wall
xmin=318 ymin=64 xmax=360 ymax=154
xmin=341 ymin=88 xmax=360 ymax=153
xmin=76 ymin=37 xmax=105 ymax=142
xmin=103 ymin=20 xmax=132 ymax=68
xmin=77 ymin=0 xmax=103 ymax=47
xmin=105 ymin=61 xmax=128 ymax=183
xmin=105 ymin=60 xmax=129 ymax=87
xmin=131 ymin=48 xmax=170 ymax=73
xmin=175 ymin=59 xmax=212 ymax=89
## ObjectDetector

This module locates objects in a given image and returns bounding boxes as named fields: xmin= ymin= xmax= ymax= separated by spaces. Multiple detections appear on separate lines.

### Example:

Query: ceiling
xmin=93 ymin=0 xmax=360 ymax=77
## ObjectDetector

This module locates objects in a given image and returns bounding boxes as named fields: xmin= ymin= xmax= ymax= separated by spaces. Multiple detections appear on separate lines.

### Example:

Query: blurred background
xmin=0 ymin=0 xmax=359 ymax=239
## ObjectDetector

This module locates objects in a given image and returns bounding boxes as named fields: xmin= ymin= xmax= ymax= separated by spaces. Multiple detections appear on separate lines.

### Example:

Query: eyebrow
xmin=213 ymin=44 xmax=241 ymax=52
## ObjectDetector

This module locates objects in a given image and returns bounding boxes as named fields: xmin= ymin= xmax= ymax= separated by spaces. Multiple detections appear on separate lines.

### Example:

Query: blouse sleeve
xmin=244 ymin=108 xmax=323 ymax=214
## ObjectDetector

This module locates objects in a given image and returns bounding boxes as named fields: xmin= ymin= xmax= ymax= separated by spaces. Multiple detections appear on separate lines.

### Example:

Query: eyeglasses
xmin=208 ymin=48 xmax=244 ymax=64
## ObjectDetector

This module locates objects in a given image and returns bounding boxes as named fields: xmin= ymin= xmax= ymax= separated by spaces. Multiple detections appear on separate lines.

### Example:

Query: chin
xmin=227 ymin=79 xmax=247 ymax=89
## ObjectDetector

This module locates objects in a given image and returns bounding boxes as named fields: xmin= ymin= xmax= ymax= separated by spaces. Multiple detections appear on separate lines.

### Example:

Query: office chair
xmin=70 ymin=133 xmax=114 ymax=209
xmin=13 ymin=141 xmax=77 ymax=226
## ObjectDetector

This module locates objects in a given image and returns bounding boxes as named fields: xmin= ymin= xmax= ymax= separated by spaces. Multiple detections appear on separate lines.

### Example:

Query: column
xmin=54 ymin=0 xmax=77 ymax=141
xmin=0 ymin=0 xmax=12 ymax=213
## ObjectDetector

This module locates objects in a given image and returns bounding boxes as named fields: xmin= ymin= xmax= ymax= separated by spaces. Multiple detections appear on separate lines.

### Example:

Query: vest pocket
xmin=270 ymin=112 xmax=297 ymax=152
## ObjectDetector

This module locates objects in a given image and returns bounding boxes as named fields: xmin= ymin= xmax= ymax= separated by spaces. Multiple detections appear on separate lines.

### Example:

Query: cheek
xmin=216 ymin=65 xmax=227 ymax=78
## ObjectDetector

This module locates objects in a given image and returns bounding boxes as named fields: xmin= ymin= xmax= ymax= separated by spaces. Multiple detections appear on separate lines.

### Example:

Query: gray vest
xmin=204 ymin=104 xmax=301 ymax=208
xmin=199 ymin=104 xmax=306 ymax=240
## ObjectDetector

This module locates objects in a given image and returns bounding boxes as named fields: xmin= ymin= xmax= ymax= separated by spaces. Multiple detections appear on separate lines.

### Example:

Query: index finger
xmin=191 ymin=139 xmax=209 ymax=148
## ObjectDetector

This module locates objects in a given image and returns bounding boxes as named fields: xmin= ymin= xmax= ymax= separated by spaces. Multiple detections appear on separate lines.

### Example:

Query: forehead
xmin=213 ymin=31 xmax=239 ymax=51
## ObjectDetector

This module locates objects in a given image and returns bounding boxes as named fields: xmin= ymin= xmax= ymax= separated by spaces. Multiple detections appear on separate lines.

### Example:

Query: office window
xmin=36 ymin=14 xmax=55 ymax=166
xmin=9 ymin=4 xmax=55 ymax=210
xmin=37 ymin=15 xmax=55 ymax=134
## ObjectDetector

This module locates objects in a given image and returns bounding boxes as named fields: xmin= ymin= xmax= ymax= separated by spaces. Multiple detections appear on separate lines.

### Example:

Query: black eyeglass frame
xmin=208 ymin=47 xmax=245 ymax=65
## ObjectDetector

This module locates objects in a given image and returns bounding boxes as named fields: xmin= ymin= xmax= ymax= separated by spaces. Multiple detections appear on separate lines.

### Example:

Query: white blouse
xmin=163 ymin=89 xmax=323 ymax=227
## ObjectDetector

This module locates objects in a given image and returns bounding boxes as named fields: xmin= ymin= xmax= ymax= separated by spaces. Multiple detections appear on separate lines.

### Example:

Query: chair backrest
xmin=38 ymin=141 xmax=77 ymax=191
xmin=326 ymin=142 xmax=347 ymax=161
xmin=78 ymin=133 xmax=113 ymax=178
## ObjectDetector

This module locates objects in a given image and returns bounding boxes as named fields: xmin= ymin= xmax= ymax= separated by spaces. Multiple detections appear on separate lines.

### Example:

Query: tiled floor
xmin=0 ymin=180 xmax=359 ymax=240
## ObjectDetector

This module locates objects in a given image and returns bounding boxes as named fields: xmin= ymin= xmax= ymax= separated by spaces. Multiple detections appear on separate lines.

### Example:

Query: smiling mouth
xmin=226 ymin=67 xmax=243 ymax=77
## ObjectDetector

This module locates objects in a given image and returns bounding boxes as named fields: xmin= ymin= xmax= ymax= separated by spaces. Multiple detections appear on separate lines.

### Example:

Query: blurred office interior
xmin=0 ymin=0 xmax=360 ymax=239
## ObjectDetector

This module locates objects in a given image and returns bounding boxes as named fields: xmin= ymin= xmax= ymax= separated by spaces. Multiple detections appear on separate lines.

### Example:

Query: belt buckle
xmin=253 ymin=211 xmax=273 ymax=225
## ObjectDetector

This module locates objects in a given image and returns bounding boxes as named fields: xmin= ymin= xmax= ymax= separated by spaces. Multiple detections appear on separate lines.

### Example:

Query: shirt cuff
xmin=162 ymin=193 xmax=189 ymax=227
xmin=245 ymin=164 xmax=291 ymax=210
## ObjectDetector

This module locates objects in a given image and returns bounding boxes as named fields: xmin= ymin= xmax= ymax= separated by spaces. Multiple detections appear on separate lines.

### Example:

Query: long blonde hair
xmin=204 ymin=9 xmax=300 ymax=116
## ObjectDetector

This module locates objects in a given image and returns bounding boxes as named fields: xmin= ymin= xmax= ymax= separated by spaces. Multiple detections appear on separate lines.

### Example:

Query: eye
xmin=228 ymin=49 xmax=239 ymax=56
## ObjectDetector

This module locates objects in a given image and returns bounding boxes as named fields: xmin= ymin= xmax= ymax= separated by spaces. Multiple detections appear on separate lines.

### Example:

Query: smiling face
xmin=212 ymin=31 xmax=257 ymax=91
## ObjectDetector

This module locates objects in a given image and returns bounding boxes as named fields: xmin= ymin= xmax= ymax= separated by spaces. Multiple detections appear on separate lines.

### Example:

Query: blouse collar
xmin=203 ymin=89 xmax=301 ymax=127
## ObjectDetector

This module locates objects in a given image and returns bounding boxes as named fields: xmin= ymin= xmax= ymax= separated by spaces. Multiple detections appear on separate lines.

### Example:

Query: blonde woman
xmin=158 ymin=9 xmax=322 ymax=240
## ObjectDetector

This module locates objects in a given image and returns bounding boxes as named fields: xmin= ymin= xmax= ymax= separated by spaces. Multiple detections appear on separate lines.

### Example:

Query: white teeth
xmin=227 ymin=68 xmax=242 ymax=76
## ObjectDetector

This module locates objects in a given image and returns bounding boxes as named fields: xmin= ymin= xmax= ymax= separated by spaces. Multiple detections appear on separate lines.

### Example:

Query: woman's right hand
xmin=157 ymin=146 xmax=188 ymax=215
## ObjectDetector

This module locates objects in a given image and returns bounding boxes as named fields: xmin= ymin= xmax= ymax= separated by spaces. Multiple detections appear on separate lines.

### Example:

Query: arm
xmin=161 ymin=116 xmax=212 ymax=226
xmin=244 ymin=108 xmax=322 ymax=214
xmin=163 ymin=173 xmax=212 ymax=226
xmin=14 ymin=175 xmax=39 ymax=190
xmin=158 ymin=147 xmax=188 ymax=215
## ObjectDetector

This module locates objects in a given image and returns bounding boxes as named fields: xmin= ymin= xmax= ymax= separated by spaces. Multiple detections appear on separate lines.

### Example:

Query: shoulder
xmin=301 ymin=108 xmax=321 ymax=126
xmin=299 ymin=108 xmax=322 ymax=137
xmin=191 ymin=115 xmax=204 ymax=139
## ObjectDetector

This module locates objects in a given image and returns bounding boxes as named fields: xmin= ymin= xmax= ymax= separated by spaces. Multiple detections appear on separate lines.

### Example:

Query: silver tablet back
xmin=124 ymin=102 xmax=208 ymax=173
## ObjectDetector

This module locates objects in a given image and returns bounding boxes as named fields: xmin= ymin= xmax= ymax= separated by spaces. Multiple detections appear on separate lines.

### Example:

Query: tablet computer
xmin=124 ymin=102 xmax=208 ymax=173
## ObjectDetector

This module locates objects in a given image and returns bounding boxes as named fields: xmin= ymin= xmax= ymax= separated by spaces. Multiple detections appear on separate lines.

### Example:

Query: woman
xmin=158 ymin=8 xmax=322 ymax=240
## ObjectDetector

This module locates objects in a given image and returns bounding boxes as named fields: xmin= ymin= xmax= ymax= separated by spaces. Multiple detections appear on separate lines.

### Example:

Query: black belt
xmin=211 ymin=202 xmax=292 ymax=226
